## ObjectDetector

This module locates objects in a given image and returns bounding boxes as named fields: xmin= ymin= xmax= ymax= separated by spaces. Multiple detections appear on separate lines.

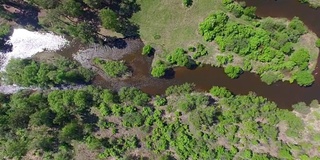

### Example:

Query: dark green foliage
xmin=165 ymin=83 xmax=194 ymax=96
xmin=292 ymin=102 xmax=310 ymax=115
xmin=3 ymin=139 xmax=28 ymax=159
xmin=0 ymin=23 xmax=10 ymax=38
xmin=224 ymin=65 xmax=242 ymax=79
xmin=118 ymin=87 xmax=150 ymax=106
xmin=3 ymin=58 xmax=93 ymax=87
xmin=85 ymin=135 xmax=103 ymax=150
xmin=83 ymin=0 xmax=103 ymax=8
xmin=142 ymin=44 xmax=153 ymax=56
xmin=294 ymin=71 xmax=314 ymax=86
xmin=59 ymin=122 xmax=83 ymax=142
xmin=30 ymin=0 xmax=58 ymax=9
xmin=122 ymin=112 xmax=145 ymax=127
xmin=189 ymin=107 xmax=217 ymax=129
xmin=99 ymin=136 xmax=139 ymax=159
xmin=66 ymin=22 xmax=95 ymax=43
xmin=154 ymin=95 xmax=167 ymax=106
xmin=192 ymin=43 xmax=208 ymax=59
xmin=94 ymin=58 xmax=128 ymax=78
xmin=183 ymin=0 xmax=193 ymax=7
xmin=60 ymin=0 xmax=83 ymax=17
xmin=166 ymin=48 xmax=191 ymax=67
xmin=99 ymin=8 xmax=120 ymax=31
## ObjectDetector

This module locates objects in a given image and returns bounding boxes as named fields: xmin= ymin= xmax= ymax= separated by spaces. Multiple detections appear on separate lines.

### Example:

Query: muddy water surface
xmin=56 ymin=0 xmax=320 ymax=109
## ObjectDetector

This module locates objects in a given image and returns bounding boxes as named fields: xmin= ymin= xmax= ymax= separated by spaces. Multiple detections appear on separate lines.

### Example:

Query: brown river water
xmin=57 ymin=0 xmax=320 ymax=109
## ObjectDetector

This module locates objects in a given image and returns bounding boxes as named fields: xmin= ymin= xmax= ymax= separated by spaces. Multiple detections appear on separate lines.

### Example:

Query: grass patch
xmin=131 ymin=0 xmax=223 ymax=53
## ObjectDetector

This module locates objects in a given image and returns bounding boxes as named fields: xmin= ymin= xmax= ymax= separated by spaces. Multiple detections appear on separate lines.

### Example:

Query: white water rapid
xmin=0 ymin=28 xmax=69 ymax=94
xmin=0 ymin=28 xmax=68 ymax=70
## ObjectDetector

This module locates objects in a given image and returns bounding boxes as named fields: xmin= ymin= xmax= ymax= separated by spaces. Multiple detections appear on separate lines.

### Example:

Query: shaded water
xmin=55 ymin=0 xmax=320 ymax=109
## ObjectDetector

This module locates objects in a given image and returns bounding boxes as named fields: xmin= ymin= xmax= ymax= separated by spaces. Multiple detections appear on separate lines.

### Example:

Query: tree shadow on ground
xmin=1 ymin=1 xmax=41 ymax=29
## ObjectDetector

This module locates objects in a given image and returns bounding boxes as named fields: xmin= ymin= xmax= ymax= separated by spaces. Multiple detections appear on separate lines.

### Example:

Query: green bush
xmin=224 ymin=65 xmax=242 ymax=79
xmin=294 ymin=71 xmax=314 ymax=86
xmin=183 ymin=0 xmax=192 ymax=7
xmin=142 ymin=44 xmax=153 ymax=56
xmin=94 ymin=58 xmax=128 ymax=78
xmin=122 ymin=112 xmax=145 ymax=127
xmin=316 ymin=39 xmax=320 ymax=48
xmin=210 ymin=86 xmax=233 ymax=98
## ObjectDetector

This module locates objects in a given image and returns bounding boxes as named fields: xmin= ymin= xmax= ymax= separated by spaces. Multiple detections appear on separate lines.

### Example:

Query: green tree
xmin=142 ymin=44 xmax=153 ymax=56
xmin=294 ymin=71 xmax=314 ymax=86
xmin=224 ymin=65 xmax=242 ymax=79
xmin=99 ymin=8 xmax=119 ymax=31
xmin=122 ymin=112 xmax=145 ymax=127
xmin=60 ymin=0 xmax=83 ymax=17
xmin=59 ymin=122 xmax=83 ymax=142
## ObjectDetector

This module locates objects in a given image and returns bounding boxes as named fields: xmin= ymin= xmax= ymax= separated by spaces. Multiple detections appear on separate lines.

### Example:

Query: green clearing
xmin=132 ymin=0 xmax=319 ymax=86
xmin=131 ymin=0 xmax=223 ymax=52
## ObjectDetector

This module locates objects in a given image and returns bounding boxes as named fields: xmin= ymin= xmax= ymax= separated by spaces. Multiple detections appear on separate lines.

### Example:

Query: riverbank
xmin=132 ymin=0 xmax=320 ymax=86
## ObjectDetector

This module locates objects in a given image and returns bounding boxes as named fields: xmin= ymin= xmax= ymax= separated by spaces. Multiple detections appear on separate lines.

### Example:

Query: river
xmin=129 ymin=0 xmax=320 ymax=109
xmin=116 ymin=0 xmax=320 ymax=109
xmin=2 ymin=0 xmax=319 ymax=109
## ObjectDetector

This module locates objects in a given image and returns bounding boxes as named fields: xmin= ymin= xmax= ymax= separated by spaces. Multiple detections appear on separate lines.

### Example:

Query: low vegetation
xmin=0 ymin=83 xmax=319 ymax=159
xmin=93 ymin=58 xmax=129 ymax=78
xmin=132 ymin=0 xmax=319 ymax=86
xmin=1 ymin=58 xmax=94 ymax=87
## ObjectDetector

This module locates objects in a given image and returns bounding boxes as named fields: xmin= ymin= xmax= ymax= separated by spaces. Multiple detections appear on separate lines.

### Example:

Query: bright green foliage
xmin=93 ymin=58 xmax=128 ymax=78
xmin=154 ymin=95 xmax=167 ymax=106
xmin=290 ymin=49 xmax=310 ymax=69
xmin=166 ymin=48 xmax=191 ymax=67
xmin=281 ymin=42 xmax=293 ymax=55
xmin=216 ymin=55 xmax=233 ymax=67
xmin=316 ymin=39 xmax=320 ymax=48
xmin=192 ymin=43 xmax=208 ymax=59
xmin=294 ymin=71 xmax=315 ymax=86
xmin=183 ymin=0 xmax=193 ymax=7
xmin=3 ymin=58 xmax=93 ymax=87
xmin=99 ymin=8 xmax=119 ymax=31
xmin=118 ymin=87 xmax=150 ymax=106
xmin=210 ymin=86 xmax=233 ymax=98
xmin=224 ymin=65 xmax=242 ymax=79
xmin=142 ymin=44 xmax=153 ymax=56
xmin=199 ymin=11 xmax=312 ymax=83
xmin=0 ymin=84 xmax=318 ymax=159
xmin=151 ymin=61 xmax=167 ymax=78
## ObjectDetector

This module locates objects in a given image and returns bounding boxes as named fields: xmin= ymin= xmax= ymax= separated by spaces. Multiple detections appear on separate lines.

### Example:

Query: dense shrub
xmin=94 ymin=58 xmax=128 ymax=78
